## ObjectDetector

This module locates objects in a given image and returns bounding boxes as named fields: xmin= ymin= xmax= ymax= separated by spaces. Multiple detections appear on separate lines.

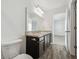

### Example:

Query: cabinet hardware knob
xmin=32 ymin=38 xmax=36 ymax=41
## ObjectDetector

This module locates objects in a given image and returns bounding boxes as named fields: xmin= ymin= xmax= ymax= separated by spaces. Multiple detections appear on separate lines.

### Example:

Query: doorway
xmin=53 ymin=13 xmax=66 ymax=46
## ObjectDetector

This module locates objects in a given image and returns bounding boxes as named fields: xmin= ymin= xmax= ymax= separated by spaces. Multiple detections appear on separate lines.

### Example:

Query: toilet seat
xmin=13 ymin=54 xmax=33 ymax=59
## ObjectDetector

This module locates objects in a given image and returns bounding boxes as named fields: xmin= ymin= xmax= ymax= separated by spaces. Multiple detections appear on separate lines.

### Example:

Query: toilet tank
xmin=1 ymin=39 xmax=22 ymax=59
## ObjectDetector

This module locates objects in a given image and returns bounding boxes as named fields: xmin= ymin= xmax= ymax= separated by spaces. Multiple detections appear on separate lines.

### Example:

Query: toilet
xmin=1 ymin=39 xmax=33 ymax=59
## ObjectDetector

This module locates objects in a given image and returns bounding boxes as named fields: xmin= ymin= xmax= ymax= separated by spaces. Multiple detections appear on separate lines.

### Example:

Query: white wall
xmin=1 ymin=0 xmax=26 ymax=53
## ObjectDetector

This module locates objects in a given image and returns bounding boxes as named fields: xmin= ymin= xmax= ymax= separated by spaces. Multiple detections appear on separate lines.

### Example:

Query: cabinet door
xmin=39 ymin=40 xmax=44 ymax=56
xmin=45 ymin=35 xmax=49 ymax=50
xmin=26 ymin=37 xmax=39 ymax=58
xmin=49 ymin=33 xmax=52 ymax=45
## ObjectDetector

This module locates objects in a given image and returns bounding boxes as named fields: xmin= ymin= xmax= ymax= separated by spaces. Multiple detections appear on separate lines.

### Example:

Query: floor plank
xmin=39 ymin=44 xmax=76 ymax=59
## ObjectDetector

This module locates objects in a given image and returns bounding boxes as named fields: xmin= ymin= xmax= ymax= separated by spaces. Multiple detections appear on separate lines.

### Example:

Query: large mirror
xmin=26 ymin=8 xmax=44 ymax=32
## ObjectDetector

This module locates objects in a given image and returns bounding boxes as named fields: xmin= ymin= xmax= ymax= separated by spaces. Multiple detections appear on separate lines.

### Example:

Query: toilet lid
xmin=13 ymin=54 xmax=33 ymax=59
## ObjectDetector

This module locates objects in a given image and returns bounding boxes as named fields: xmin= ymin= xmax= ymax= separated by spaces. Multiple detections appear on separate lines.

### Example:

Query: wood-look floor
xmin=39 ymin=44 xmax=76 ymax=59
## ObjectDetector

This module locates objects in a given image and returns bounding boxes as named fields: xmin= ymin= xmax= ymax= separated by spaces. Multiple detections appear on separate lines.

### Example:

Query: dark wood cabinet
xmin=26 ymin=36 xmax=39 ymax=58
xmin=26 ymin=32 xmax=52 ymax=59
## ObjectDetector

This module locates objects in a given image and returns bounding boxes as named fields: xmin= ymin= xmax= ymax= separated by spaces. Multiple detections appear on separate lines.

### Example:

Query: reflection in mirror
xmin=25 ymin=7 xmax=52 ymax=32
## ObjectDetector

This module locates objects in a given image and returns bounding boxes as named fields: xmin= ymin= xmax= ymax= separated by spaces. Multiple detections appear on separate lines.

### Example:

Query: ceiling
xmin=27 ymin=0 xmax=71 ymax=18
xmin=32 ymin=0 xmax=70 ymax=11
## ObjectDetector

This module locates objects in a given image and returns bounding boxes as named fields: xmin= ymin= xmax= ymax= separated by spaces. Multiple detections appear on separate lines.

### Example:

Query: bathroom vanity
xmin=26 ymin=31 xmax=52 ymax=59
